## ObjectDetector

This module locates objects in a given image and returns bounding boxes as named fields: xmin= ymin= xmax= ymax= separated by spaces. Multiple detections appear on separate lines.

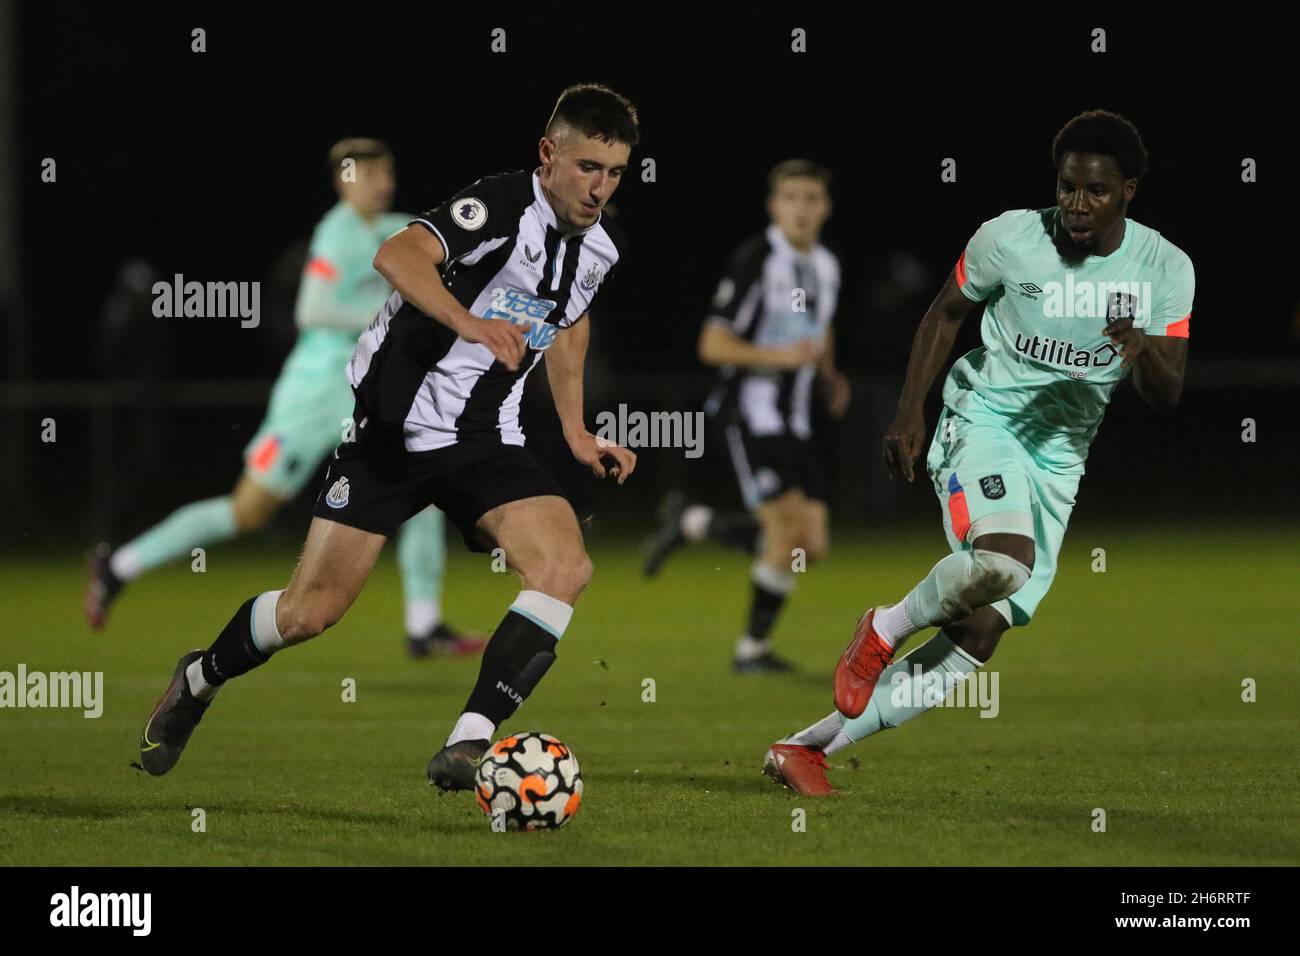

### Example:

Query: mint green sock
xmin=397 ymin=507 xmax=446 ymax=635
xmin=113 ymin=496 xmax=238 ymax=579
xmin=840 ymin=632 xmax=982 ymax=743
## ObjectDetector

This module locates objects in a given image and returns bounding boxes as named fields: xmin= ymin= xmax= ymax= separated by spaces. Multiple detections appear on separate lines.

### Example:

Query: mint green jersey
xmin=295 ymin=202 xmax=409 ymax=334
xmin=949 ymin=208 xmax=1194 ymax=472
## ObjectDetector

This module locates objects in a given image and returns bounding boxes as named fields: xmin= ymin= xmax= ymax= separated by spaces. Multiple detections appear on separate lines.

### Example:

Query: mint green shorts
xmin=243 ymin=329 xmax=359 ymax=499
xmin=925 ymin=406 xmax=1081 ymax=627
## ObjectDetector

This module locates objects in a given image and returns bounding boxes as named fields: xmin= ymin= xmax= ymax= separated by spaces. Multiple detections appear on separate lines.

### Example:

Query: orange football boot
xmin=832 ymin=607 xmax=895 ymax=718
xmin=763 ymin=743 xmax=836 ymax=796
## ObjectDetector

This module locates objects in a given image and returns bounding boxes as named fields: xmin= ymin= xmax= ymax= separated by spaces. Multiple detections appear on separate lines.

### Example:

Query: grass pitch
xmin=2 ymin=521 xmax=1296 ymax=866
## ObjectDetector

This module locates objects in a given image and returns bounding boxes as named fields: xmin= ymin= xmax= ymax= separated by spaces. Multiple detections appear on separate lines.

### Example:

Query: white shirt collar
xmin=766 ymin=222 xmax=816 ymax=260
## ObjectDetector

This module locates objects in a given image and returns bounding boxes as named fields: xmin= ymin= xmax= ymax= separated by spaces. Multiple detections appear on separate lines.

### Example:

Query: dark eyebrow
xmin=579 ymin=159 xmax=628 ymax=172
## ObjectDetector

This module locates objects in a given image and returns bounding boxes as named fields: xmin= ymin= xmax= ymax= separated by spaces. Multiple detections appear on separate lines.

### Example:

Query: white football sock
xmin=185 ymin=659 xmax=218 ymax=702
xmin=680 ymin=504 xmax=713 ymax=542
xmin=780 ymin=711 xmax=843 ymax=750
xmin=109 ymin=546 xmax=143 ymax=582
xmin=872 ymin=601 xmax=918 ymax=648
xmin=446 ymin=712 xmax=495 ymax=747
xmin=734 ymin=635 xmax=770 ymax=661
xmin=404 ymin=598 xmax=442 ymax=639
xmin=823 ymin=729 xmax=854 ymax=755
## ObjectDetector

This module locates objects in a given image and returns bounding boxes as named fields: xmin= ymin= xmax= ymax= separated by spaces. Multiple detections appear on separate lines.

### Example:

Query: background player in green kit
xmin=86 ymin=139 xmax=484 ymax=658
xmin=764 ymin=110 xmax=1194 ymax=795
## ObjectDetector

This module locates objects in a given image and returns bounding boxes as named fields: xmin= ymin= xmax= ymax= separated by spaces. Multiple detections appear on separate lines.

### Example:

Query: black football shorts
xmin=312 ymin=422 xmax=566 ymax=552
xmin=722 ymin=419 xmax=827 ymax=510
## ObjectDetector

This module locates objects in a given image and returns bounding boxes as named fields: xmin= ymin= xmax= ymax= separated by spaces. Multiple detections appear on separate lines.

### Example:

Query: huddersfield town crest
xmin=1107 ymin=291 xmax=1138 ymax=321
xmin=979 ymin=475 xmax=1006 ymax=500
xmin=325 ymin=476 xmax=350 ymax=509
xmin=580 ymin=263 xmax=603 ymax=291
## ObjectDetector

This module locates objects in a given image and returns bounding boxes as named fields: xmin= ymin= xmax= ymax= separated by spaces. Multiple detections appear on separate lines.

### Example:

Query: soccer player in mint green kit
xmin=86 ymin=139 xmax=484 ymax=659
xmin=764 ymin=110 xmax=1193 ymax=795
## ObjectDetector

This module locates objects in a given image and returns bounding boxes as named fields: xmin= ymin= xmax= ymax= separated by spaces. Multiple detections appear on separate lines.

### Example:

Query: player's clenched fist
xmin=459 ymin=315 xmax=528 ymax=371
xmin=1103 ymin=317 xmax=1148 ymax=368
xmin=883 ymin=406 xmax=926 ymax=482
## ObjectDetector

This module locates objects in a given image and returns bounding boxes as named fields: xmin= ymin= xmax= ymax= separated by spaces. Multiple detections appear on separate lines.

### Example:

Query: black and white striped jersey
xmin=347 ymin=168 xmax=624 ymax=451
xmin=703 ymin=224 xmax=840 ymax=439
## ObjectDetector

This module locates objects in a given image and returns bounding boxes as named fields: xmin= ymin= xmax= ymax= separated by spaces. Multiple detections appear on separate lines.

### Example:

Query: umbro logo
xmin=1017 ymin=282 xmax=1043 ymax=299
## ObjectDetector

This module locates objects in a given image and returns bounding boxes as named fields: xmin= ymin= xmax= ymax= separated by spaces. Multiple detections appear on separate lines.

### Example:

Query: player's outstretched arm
xmin=697 ymin=321 xmax=821 ymax=371
xmin=547 ymin=316 xmax=636 ymax=485
xmin=884 ymin=270 xmax=979 ymax=481
xmin=817 ymin=321 xmax=851 ymax=418
xmin=374 ymin=226 xmax=525 ymax=370
xmin=294 ymin=260 xmax=386 ymax=331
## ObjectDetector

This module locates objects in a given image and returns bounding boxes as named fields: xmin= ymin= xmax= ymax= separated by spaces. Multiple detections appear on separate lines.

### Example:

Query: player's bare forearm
xmin=895 ymin=271 xmax=974 ymax=414
xmin=698 ymin=322 xmax=819 ymax=370
xmin=546 ymin=317 xmax=589 ymax=441
xmin=373 ymin=226 xmax=473 ymax=333
xmin=816 ymin=322 xmax=838 ymax=378
xmin=550 ymin=316 xmax=637 ymax=485
xmin=697 ymin=322 xmax=773 ymax=367
xmin=816 ymin=321 xmax=852 ymax=417
xmin=882 ymin=271 xmax=976 ymax=481
xmin=1128 ymin=333 xmax=1188 ymax=411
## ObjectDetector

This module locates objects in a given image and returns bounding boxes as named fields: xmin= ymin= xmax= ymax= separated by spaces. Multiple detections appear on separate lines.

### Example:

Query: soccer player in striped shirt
xmin=644 ymin=161 xmax=851 ymax=673
xmin=85 ymin=139 xmax=481 ymax=658
xmin=765 ymin=110 xmax=1193 ymax=794
xmin=135 ymin=86 xmax=639 ymax=792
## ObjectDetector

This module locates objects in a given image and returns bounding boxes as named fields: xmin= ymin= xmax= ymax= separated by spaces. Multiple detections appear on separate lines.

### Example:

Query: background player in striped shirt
xmin=133 ymin=86 xmax=639 ymax=792
xmin=85 ymin=139 xmax=482 ymax=658
xmin=765 ymin=110 xmax=1194 ymax=794
xmin=645 ymin=160 xmax=851 ymax=672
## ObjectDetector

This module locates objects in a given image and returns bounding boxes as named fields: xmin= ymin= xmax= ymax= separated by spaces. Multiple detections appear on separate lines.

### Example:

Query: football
xmin=475 ymin=732 xmax=583 ymax=831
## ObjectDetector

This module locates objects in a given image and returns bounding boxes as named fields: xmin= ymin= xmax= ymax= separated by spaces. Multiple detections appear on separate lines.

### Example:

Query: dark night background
xmin=4 ymin=3 xmax=1298 ymax=545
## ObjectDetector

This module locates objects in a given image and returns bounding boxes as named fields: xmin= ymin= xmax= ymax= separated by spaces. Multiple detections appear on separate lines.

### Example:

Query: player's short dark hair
xmin=327 ymin=138 xmax=393 ymax=178
xmin=767 ymin=159 xmax=832 ymax=197
xmin=1052 ymin=110 xmax=1148 ymax=180
xmin=545 ymin=84 xmax=640 ymax=147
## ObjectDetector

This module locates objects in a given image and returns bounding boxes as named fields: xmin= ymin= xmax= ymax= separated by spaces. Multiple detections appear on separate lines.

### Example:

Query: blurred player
xmin=644 ymin=160 xmax=850 ymax=673
xmin=765 ymin=110 xmax=1193 ymax=794
xmin=134 ymin=85 xmax=639 ymax=791
xmin=85 ymin=139 xmax=483 ymax=658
